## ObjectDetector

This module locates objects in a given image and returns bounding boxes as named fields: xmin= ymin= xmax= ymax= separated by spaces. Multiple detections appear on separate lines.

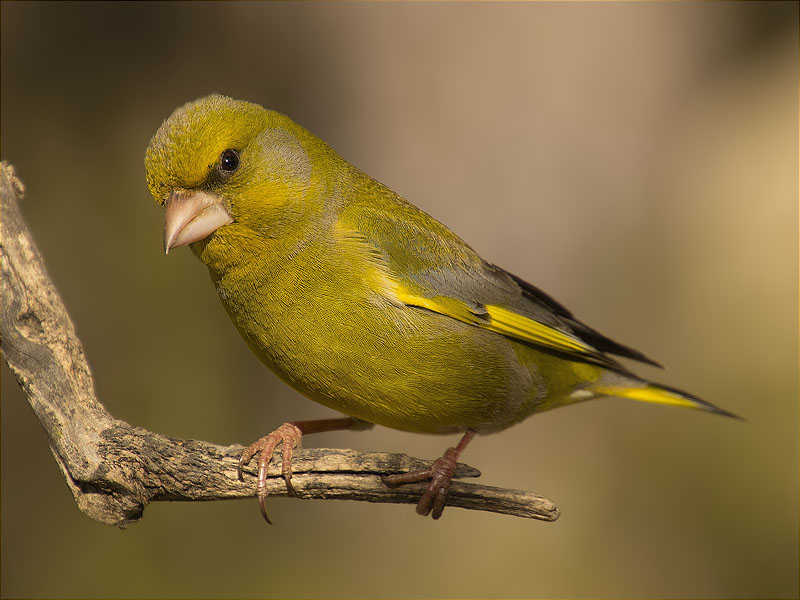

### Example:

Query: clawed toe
xmin=238 ymin=423 xmax=303 ymax=524
xmin=383 ymin=430 xmax=477 ymax=519
xmin=236 ymin=418 xmax=365 ymax=522
xmin=425 ymin=447 xmax=459 ymax=518
xmin=382 ymin=452 xmax=457 ymax=518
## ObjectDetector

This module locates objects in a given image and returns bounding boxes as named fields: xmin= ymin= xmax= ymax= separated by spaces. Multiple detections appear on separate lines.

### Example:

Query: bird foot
xmin=238 ymin=422 xmax=303 ymax=524
xmin=382 ymin=429 xmax=477 ymax=520
xmin=383 ymin=446 xmax=460 ymax=519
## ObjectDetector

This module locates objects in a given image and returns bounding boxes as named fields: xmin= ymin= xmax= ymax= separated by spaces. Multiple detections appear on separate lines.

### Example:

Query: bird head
xmin=145 ymin=94 xmax=321 ymax=254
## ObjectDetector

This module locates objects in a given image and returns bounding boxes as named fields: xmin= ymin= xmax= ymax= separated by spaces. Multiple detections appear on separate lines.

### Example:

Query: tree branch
xmin=0 ymin=161 xmax=560 ymax=527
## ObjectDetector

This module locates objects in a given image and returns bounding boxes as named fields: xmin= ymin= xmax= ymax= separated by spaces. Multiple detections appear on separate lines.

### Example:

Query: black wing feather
xmin=501 ymin=268 xmax=663 ymax=368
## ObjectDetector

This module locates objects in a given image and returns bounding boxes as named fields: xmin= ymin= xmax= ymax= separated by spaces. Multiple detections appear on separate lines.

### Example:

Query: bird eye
xmin=219 ymin=149 xmax=240 ymax=173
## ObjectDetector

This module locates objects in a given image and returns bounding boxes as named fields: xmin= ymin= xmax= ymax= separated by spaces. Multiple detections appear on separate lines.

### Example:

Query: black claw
xmin=284 ymin=474 xmax=295 ymax=496
xmin=258 ymin=495 xmax=273 ymax=525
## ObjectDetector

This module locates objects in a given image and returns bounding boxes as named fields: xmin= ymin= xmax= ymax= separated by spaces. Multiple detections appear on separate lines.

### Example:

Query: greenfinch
xmin=144 ymin=94 xmax=737 ymax=521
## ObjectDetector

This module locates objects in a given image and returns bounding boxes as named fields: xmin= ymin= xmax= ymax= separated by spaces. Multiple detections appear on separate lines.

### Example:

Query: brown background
xmin=2 ymin=2 xmax=797 ymax=598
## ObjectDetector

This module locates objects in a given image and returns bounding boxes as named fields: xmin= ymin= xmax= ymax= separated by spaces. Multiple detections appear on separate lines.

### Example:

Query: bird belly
xmin=281 ymin=304 xmax=532 ymax=433
xmin=215 ymin=267 xmax=535 ymax=433
xmin=204 ymin=232 xmax=597 ymax=435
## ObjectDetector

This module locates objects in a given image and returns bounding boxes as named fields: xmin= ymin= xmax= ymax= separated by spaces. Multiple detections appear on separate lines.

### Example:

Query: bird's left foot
xmin=238 ymin=417 xmax=369 ymax=523
xmin=382 ymin=429 xmax=476 ymax=519
xmin=238 ymin=423 xmax=303 ymax=523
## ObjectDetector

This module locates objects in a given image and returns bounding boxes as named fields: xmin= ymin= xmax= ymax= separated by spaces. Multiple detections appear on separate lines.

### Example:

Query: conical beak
xmin=163 ymin=190 xmax=233 ymax=254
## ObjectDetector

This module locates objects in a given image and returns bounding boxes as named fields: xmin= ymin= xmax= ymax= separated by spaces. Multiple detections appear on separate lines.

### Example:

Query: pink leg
xmin=383 ymin=429 xmax=477 ymax=519
xmin=238 ymin=417 xmax=365 ymax=523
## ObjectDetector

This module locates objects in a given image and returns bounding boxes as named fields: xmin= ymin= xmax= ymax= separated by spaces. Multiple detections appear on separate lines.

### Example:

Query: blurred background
xmin=1 ymin=2 xmax=797 ymax=598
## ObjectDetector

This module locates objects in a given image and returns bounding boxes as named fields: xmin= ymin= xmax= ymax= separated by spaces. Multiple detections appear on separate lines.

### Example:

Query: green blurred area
xmin=1 ymin=2 xmax=797 ymax=598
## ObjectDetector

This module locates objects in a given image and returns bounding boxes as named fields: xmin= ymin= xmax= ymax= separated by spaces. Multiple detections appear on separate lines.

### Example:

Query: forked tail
xmin=590 ymin=381 xmax=742 ymax=419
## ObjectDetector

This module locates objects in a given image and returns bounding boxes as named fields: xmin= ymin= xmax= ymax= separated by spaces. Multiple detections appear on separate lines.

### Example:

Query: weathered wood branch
xmin=0 ymin=161 xmax=560 ymax=527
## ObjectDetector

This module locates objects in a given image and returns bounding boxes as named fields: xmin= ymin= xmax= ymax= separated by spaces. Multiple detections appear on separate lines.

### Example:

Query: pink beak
xmin=163 ymin=190 xmax=233 ymax=254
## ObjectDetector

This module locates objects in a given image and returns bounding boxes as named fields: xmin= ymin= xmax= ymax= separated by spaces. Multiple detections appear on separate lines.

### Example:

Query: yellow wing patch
xmin=393 ymin=291 xmax=486 ymax=327
xmin=484 ymin=304 xmax=592 ymax=354
xmin=394 ymin=286 xmax=598 ymax=358
xmin=333 ymin=216 xmax=606 ymax=363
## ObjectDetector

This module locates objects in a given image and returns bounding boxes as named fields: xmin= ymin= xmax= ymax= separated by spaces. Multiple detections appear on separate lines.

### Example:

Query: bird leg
xmin=382 ymin=429 xmax=477 ymax=519
xmin=238 ymin=417 xmax=367 ymax=523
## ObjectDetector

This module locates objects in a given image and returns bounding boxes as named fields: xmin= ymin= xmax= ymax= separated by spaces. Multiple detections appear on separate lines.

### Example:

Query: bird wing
xmin=338 ymin=182 xmax=660 ymax=372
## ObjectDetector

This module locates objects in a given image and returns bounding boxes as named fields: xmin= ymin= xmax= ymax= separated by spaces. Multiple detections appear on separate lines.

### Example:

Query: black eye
xmin=219 ymin=149 xmax=240 ymax=173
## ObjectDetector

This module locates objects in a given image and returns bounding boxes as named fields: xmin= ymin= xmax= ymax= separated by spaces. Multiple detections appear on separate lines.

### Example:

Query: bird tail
xmin=590 ymin=381 xmax=742 ymax=419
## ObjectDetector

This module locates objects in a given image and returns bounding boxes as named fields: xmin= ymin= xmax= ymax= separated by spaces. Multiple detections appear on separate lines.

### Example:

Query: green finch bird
xmin=144 ymin=94 xmax=737 ymax=521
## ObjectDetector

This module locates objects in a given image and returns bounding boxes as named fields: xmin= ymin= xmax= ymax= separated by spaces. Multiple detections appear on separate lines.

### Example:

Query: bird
xmin=144 ymin=94 xmax=738 ymax=522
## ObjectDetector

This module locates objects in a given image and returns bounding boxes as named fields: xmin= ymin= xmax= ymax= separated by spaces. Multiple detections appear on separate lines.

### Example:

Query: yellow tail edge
xmin=591 ymin=383 xmax=742 ymax=419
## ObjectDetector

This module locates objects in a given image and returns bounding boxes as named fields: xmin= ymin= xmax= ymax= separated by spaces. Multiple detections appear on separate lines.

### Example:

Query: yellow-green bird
xmin=145 ymin=94 xmax=737 ymax=521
